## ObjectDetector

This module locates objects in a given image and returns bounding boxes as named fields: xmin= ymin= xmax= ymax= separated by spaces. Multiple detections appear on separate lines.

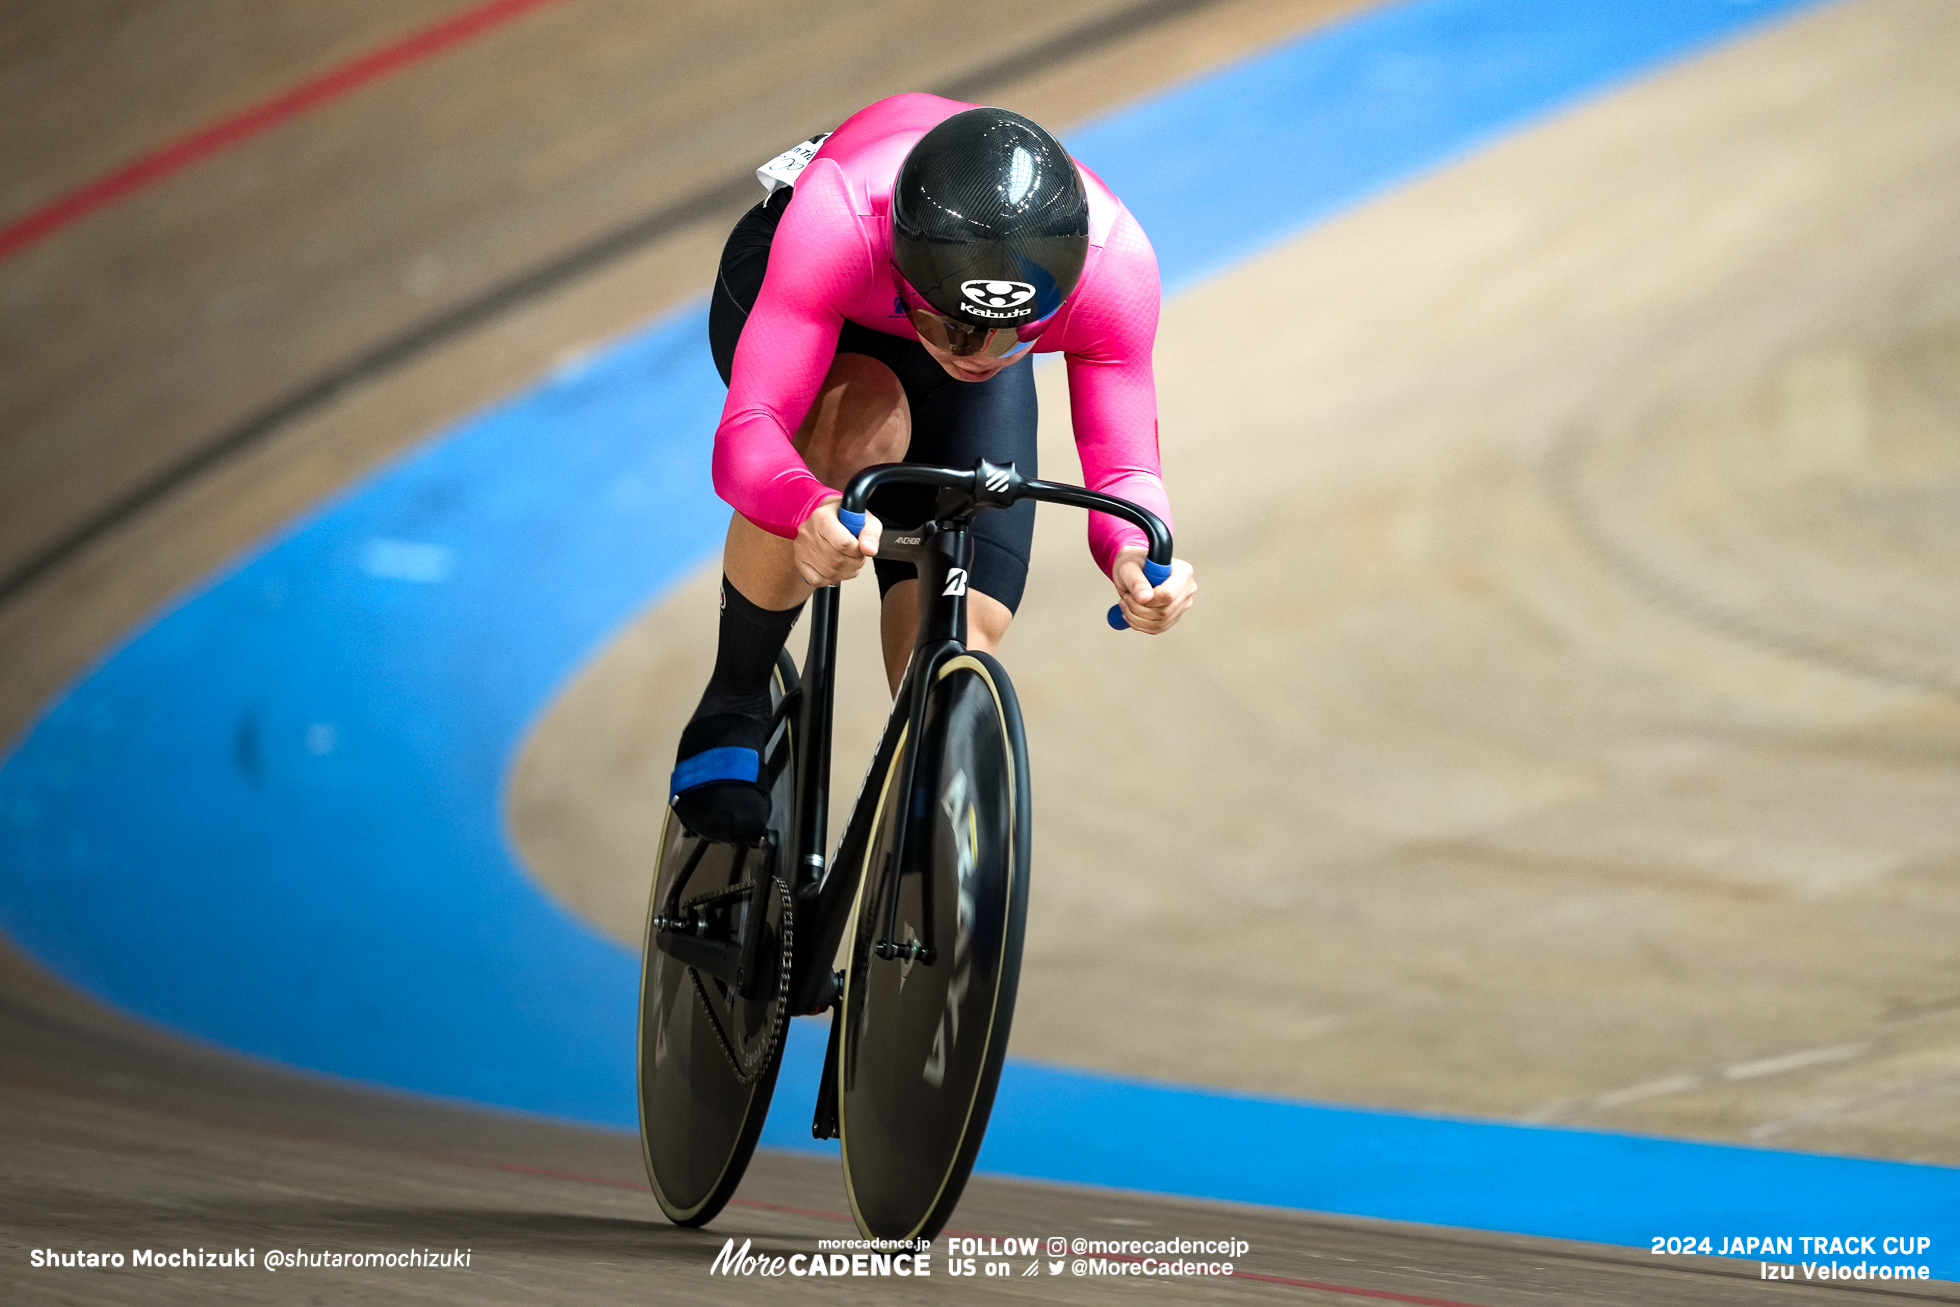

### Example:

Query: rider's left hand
xmin=1111 ymin=547 xmax=1196 ymax=634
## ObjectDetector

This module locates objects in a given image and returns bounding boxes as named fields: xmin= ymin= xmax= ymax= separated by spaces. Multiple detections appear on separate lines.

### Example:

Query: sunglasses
xmin=894 ymin=270 xmax=1059 ymax=360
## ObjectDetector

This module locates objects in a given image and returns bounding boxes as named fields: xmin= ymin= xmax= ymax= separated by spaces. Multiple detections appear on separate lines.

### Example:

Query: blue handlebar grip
xmin=837 ymin=507 xmax=866 ymax=538
xmin=1107 ymin=557 xmax=1175 ymax=630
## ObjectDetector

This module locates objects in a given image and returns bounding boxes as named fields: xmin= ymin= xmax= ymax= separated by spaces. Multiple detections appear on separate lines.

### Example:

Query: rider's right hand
xmin=795 ymin=497 xmax=880 ymax=588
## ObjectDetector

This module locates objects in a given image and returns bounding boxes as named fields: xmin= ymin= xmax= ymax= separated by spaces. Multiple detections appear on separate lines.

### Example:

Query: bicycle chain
xmin=676 ymin=880 xmax=753 ymax=915
xmin=687 ymin=872 xmax=793 ymax=1087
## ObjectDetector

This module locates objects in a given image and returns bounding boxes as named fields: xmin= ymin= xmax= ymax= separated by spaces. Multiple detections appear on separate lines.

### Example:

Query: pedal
xmin=810 ymin=974 xmax=845 ymax=1141
xmin=803 ymin=965 xmax=842 ymax=1015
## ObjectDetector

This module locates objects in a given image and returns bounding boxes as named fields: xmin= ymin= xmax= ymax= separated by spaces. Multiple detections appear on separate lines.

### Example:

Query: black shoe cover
xmin=671 ymin=711 xmax=771 ymax=843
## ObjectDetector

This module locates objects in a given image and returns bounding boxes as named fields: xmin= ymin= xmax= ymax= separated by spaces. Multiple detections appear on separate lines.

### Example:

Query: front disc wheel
xmin=838 ymin=652 xmax=1031 ymax=1242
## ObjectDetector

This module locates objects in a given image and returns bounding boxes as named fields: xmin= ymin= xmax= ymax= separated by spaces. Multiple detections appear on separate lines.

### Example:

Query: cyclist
xmin=673 ymin=94 xmax=1196 ymax=842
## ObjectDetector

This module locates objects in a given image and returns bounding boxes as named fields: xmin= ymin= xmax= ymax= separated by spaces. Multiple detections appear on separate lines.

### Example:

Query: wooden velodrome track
xmin=4 ymin=0 xmax=1960 ymax=1302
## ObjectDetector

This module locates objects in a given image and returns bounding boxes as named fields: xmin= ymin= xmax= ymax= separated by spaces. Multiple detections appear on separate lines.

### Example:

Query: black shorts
xmin=708 ymin=188 xmax=1038 ymax=612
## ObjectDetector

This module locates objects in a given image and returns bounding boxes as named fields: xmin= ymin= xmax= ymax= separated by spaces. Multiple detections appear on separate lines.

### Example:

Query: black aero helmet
xmin=891 ymin=107 xmax=1089 ymax=347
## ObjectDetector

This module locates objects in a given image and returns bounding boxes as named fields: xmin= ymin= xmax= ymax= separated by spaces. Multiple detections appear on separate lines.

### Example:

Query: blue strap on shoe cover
xmin=670 ymin=746 xmax=760 ymax=798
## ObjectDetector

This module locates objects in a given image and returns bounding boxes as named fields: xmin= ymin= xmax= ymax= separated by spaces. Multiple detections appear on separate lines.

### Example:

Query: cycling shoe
xmin=670 ymin=711 xmax=771 ymax=843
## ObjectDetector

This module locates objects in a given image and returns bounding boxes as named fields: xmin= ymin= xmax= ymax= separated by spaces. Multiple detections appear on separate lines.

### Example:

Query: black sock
xmin=672 ymin=576 xmax=804 ymax=841
xmin=696 ymin=575 xmax=804 ymax=722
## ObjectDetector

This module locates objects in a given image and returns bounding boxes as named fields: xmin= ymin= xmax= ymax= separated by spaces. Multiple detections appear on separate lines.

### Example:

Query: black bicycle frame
xmin=777 ymin=458 xmax=1170 ymax=1018
xmin=777 ymin=499 xmax=970 ymax=1016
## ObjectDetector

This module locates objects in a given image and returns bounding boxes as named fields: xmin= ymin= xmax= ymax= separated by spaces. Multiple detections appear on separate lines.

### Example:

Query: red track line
xmin=17 ymin=1074 xmax=1500 ymax=1299
xmin=1228 ymin=1270 xmax=1494 ymax=1307
xmin=1021 ymin=1250 xmax=1493 ymax=1306
xmin=483 ymin=1159 xmax=857 ymax=1225
xmin=728 ymin=1194 xmax=863 ymax=1223
xmin=488 ymin=1158 xmax=647 ymax=1191
xmin=0 ymin=0 xmax=571 ymax=263
xmin=482 ymin=1157 xmax=1496 ymax=1303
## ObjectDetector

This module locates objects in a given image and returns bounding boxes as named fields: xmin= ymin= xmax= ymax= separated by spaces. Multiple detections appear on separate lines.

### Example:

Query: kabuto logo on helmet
xmin=959 ymin=279 xmax=1037 ymax=319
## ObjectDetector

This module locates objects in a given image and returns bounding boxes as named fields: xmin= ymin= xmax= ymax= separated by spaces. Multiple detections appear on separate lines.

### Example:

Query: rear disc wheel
xmin=638 ymin=651 xmax=798 ymax=1226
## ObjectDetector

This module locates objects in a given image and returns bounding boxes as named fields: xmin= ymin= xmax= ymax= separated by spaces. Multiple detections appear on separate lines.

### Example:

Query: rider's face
xmin=917 ymin=336 xmax=1028 ymax=383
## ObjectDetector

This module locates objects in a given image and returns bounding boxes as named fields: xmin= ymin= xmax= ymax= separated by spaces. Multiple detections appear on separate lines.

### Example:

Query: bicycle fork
xmin=805 ymin=519 xmax=973 ymax=1138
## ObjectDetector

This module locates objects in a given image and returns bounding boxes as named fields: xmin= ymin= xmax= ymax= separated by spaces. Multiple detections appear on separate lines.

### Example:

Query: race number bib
xmin=756 ymin=133 xmax=832 ymax=196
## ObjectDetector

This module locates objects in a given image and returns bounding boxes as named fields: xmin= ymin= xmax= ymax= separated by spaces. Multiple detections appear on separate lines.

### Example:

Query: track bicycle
xmin=637 ymin=457 xmax=1173 ymax=1242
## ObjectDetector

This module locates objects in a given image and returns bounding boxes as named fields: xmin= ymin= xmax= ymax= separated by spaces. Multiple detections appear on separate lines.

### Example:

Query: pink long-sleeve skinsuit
xmin=712 ymin=93 xmax=1172 ymax=577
